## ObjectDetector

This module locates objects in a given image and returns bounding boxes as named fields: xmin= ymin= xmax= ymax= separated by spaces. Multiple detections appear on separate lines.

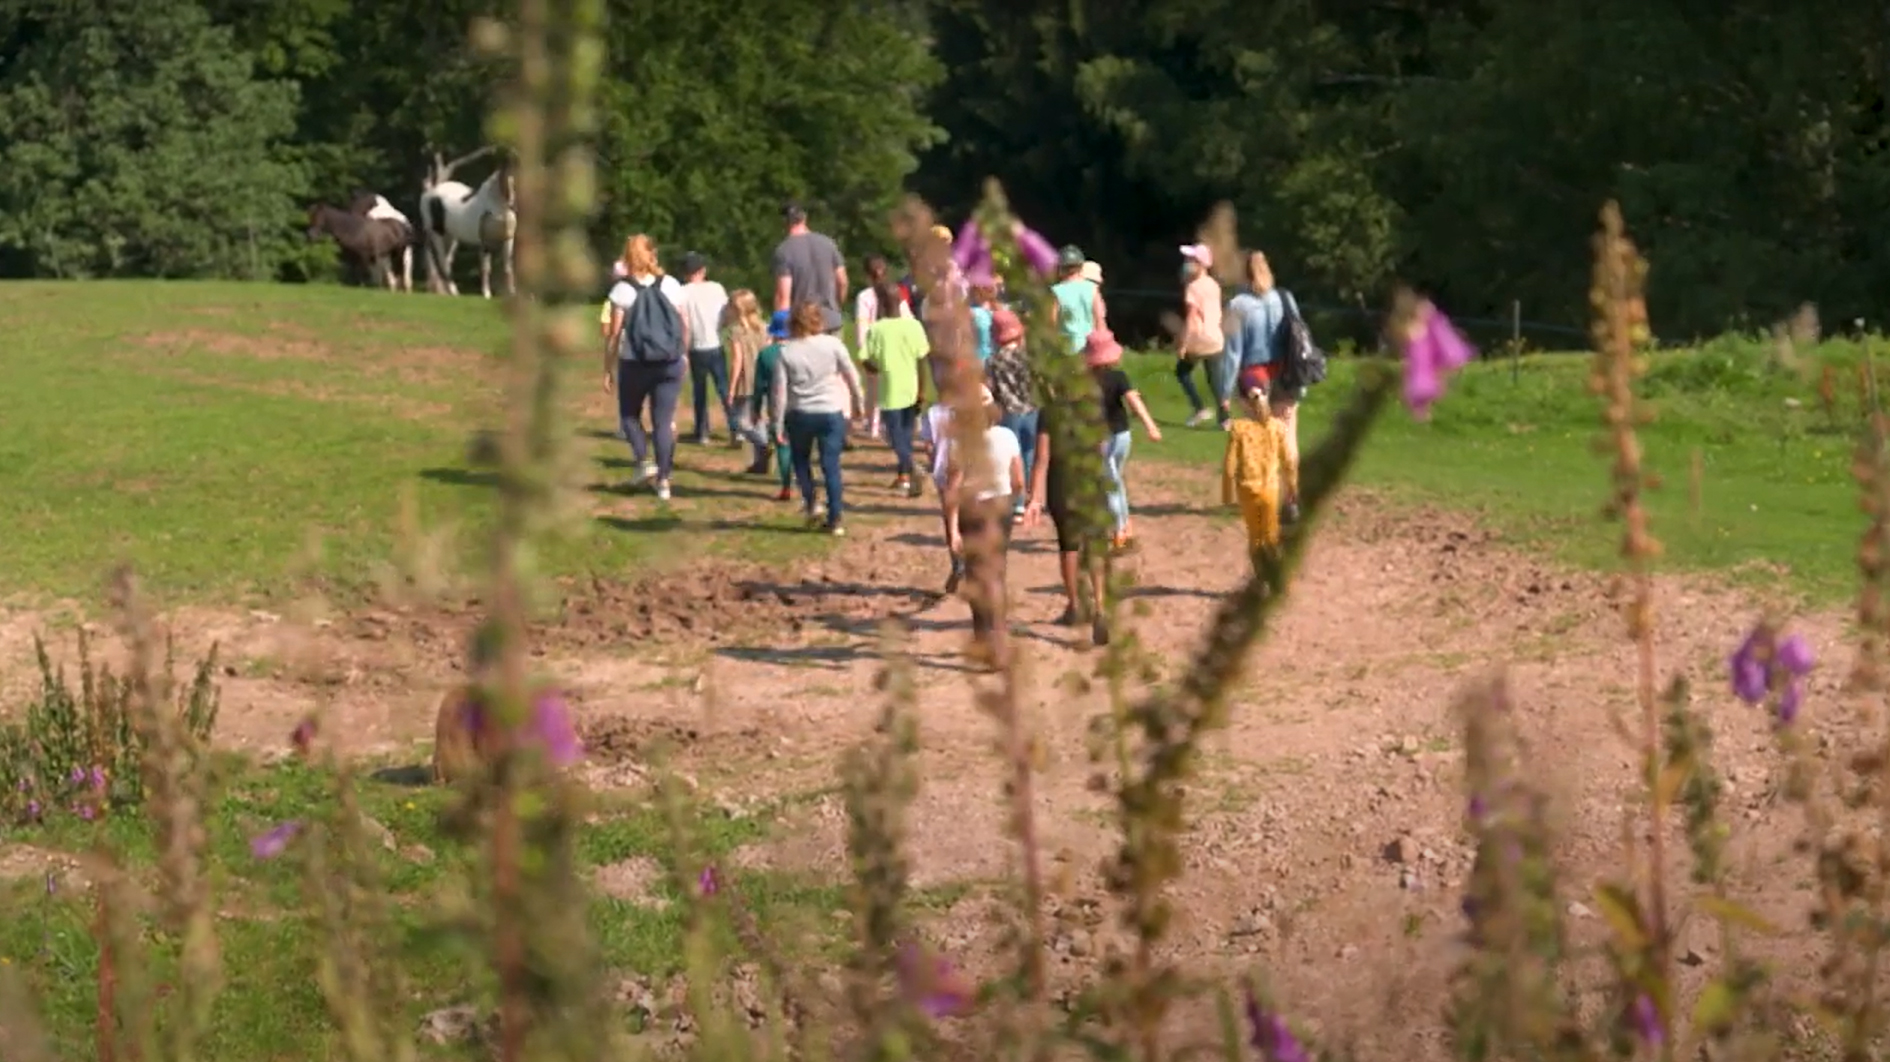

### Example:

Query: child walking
xmin=748 ymin=310 xmax=796 ymax=499
xmin=861 ymin=280 xmax=931 ymax=496
xmin=1221 ymin=366 xmax=1300 ymax=567
xmin=723 ymin=289 xmax=770 ymax=450
xmin=1083 ymin=328 xmax=1161 ymax=551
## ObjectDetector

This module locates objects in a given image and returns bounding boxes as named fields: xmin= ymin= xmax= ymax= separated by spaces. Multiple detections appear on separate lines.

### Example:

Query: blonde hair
xmin=620 ymin=233 xmax=660 ymax=277
xmin=1245 ymin=251 xmax=1274 ymax=292
xmin=725 ymin=289 xmax=764 ymax=334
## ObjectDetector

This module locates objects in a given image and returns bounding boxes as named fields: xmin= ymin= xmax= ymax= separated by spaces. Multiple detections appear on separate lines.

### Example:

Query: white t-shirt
xmin=608 ymin=274 xmax=689 ymax=353
xmin=680 ymin=279 xmax=729 ymax=352
xmin=968 ymin=425 xmax=1021 ymax=501
xmin=919 ymin=404 xmax=955 ymax=487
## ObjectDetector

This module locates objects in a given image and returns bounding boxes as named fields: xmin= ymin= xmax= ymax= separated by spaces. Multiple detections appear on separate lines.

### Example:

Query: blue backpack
xmin=620 ymin=278 xmax=685 ymax=363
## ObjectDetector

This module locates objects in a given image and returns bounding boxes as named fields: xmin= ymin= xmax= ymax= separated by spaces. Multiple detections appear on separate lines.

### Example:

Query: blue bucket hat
xmin=768 ymin=309 xmax=791 ymax=339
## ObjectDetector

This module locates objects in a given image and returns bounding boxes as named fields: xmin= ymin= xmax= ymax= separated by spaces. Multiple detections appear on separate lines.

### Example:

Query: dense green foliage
xmin=0 ymin=0 xmax=1885 ymax=336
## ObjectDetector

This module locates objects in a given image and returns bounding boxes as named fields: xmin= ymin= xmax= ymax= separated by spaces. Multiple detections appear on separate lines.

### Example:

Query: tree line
xmin=0 ymin=0 xmax=1883 ymax=343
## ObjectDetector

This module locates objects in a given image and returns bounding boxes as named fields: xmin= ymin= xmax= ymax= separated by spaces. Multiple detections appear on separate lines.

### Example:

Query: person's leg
xmin=687 ymin=349 xmax=712 ymax=442
xmin=1006 ymin=409 xmax=1039 ymax=520
xmin=864 ymin=374 xmax=882 ymax=439
xmin=1176 ymin=357 xmax=1205 ymax=413
xmin=816 ymin=412 xmax=847 ymax=529
xmin=618 ymin=362 xmax=652 ymax=471
xmin=785 ymin=411 xmax=818 ymax=515
xmin=882 ymin=406 xmax=910 ymax=479
xmin=707 ymin=348 xmax=735 ymax=439
xmin=1086 ymin=544 xmax=1111 ymax=647
xmin=1103 ymin=430 xmax=1133 ymax=539
xmin=650 ymin=364 xmax=684 ymax=489
xmin=1211 ymin=351 xmax=1236 ymax=425
xmin=941 ymin=504 xmax=963 ymax=592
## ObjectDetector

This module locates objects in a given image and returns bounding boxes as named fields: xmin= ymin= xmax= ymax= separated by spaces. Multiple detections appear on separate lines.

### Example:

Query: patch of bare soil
xmin=0 ymin=415 xmax=1853 ymax=1059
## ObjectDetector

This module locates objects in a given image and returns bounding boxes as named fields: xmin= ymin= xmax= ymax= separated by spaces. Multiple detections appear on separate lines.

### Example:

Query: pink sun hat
xmin=1083 ymin=328 xmax=1123 ymax=367
xmin=1180 ymin=243 xmax=1212 ymax=267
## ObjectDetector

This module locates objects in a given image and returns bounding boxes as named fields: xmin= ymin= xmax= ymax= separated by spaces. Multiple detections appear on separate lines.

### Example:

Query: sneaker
xmin=891 ymin=475 xmax=911 ymax=493
xmin=1091 ymin=616 xmax=1109 ymax=647
xmin=1012 ymin=506 xmax=1026 ymax=526
xmin=1185 ymin=409 xmax=1214 ymax=428
xmin=774 ymin=486 xmax=794 ymax=502
xmin=655 ymin=480 xmax=672 ymax=502
xmin=630 ymin=463 xmax=658 ymax=488
xmin=828 ymin=522 xmax=846 ymax=537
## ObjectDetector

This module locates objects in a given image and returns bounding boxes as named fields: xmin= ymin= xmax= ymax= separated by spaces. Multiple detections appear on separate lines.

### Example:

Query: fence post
xmin=1510 ymin=299 xmax=1521 ymax=384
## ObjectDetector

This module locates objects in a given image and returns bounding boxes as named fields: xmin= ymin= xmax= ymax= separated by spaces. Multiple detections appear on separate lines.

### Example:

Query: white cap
xmin=1180 ymin=243 xmax=1212 ymax=266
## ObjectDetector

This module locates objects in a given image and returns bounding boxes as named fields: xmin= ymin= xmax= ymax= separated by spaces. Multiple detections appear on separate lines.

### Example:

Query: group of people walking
xmin=599 ymin=207 xmax=1316 ymax=661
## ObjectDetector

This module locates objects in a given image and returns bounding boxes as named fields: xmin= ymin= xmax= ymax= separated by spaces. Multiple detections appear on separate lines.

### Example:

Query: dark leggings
xmin=618 ymin=358 xmax=685 ymax=478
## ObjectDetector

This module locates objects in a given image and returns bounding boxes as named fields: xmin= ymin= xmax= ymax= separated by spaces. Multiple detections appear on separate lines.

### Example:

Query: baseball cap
xmin=1180 ymin=243 xmax=1213 ymax=267
xmin=1056 ymin=244 xmax=1085 ymax=270
xmin=768 ymin=309 xmax=791 ymax=339
xmin=679 ymin=251 xmax=707 ymax=276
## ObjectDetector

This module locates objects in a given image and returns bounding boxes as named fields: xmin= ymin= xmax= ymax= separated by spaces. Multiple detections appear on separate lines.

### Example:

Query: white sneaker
xmin=655 ymin=480 xmax=672 ymax=501
xmin=632 ymin=463 xmax=658 ymax=486
xmin=1185 ymin=409 xmax=1213 ymax=427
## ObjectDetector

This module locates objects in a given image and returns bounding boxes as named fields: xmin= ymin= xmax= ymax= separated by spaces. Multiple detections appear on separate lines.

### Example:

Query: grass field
xmin=1 ymin=279 xmax=1873 ymax=607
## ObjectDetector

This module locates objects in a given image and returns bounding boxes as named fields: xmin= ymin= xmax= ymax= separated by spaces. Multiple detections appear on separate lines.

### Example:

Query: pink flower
xmin=896 ymin=940 xmax=973 ymax=1019
xmin=696 ymin=865 xmax=719 ymax=897
xmin=1401 ymin=301 xmax=1475 ymax=417
xmin=251 ymin=821 xmax=303 ymax=859
xmin=953 ymin=219 xmax=1058 ymax=289
xmin=457 ymin=687 xmax=584 ymax=767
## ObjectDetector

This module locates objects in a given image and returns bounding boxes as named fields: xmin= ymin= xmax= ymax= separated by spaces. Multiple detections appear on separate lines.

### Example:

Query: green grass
xmin=3 ymin=278 xmax=1872 ymax=608
xmin=0 ymin=280 xmax=833 ymax=607
xmin=0 ymin=755 xmax=887 ymax=1060
xmin=1119 ymin=335 xmax=1876 ymax=605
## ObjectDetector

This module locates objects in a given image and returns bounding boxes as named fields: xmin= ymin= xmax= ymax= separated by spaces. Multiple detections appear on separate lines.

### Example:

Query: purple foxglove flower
xmin=1728 ymin=628 xmax=1769 ymax=705
xmin=1244 ymin=988 xmax=1311 ymax=1062
xmin=529 ymin=692 xmax=583 ymax=767
xmin=24 ymin=799 xmax=41 ymax=820
xmin=1401 ymin=301 xmax=1475 ymax=418
xmin=896 ymin=940 xmax=972 ymax=1019
xmin=68 ymin=767 xmax=86 ymax=786
xmin=697 ymin=865 xmax=719 ymax=897
xmin=74 ymin=803 xmax=95 ymax=821
xmin=250 ymin=820 xmax=302 ymax=860
xmin=87 ymin=767 xmax=106 ymax=791
xmin=953 ymin=219 xmax=1058 ymax=288
xmin=1730 ymin=623 xmax=1816 ymax=724
xmin=1778 ymin=679 xmax=1805 ymax=725
xmin=1630 ymin=993 xmax=1663 ymax=1046
xmin=1776 ymin=633 xmax=1814 ymax=675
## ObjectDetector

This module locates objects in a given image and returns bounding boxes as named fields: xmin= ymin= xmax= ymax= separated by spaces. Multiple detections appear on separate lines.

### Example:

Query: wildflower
xmin=250 ymin=820 xmax=303 ymax=860
xmin=1244 ymin=988 xmax=1311 ymax=1062
xmin=696 ymin=865 xmax=719 ymax=897
xmin=458 ymin=687 xmax=584 ymax=767
xmin=290 ymin=716 xmax=318 ymax=757
xmin=1728 ymin=623 xmax=1815 ymax=725
xmin=24 ymin=799 xmax=41 ymax=820
xmin=953 ymin=219 xmax=1058 ymax=289
xmin=73 ymin=803 xmax=96 ymax=822
xmin=1401 ymin=300 xmax=1475 ymax=418
xmin=87 ymin=766 xmax=105 ymax=792
xmin=896 ymin=940 xmax=973 ymax=1019
xmin=68 ymin=766 xmax=85 ymax=786
xmin=1629 ymin=993 xmax=1663 ymax=1046
xmin=1466 ymin=793 xmax=1487 ymax=824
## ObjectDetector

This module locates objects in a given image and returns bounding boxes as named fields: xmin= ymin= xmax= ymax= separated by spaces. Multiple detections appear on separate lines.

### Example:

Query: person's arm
xmin=728 ymin=334 xmax=750 ymax=396
xmin=672 ymin=284 xmax=692 ymax=352
xmin=1278 ymin=424 xmax=1300 ymax=502
xmin=943 ymin=465 xmax=965 ymax=552
xmin=836 ymin=343 xmax=864 ymax=418
xmin=604 ymin=305 xmax=625 ymax=390
xmin=860 ymin=326 xmax=882 ymax=374
xmin=771 ymin=354 xmax=790 ymax=443
xmin=1222 ymin=433 xmax=1240 ymax=507
xmin=1125 ymin=389 xmax=1161 ymax=441
xmin=1221 ymin=307 xmax=1245 ymax=404
xmin=915 ymin=351 xmax=928 ymax=408
xmin=1026 ymin=424 xmax=1051 ymax=522
xmin=1008 ymin=452 xmax=1025 ymax=497
xmin=854 ymin=289 xmax=876 ymax=352
xmin=834 ymin=262 xmax=849 ymax=307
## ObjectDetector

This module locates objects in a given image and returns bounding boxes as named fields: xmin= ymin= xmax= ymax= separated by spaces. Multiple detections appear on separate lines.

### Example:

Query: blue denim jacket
xmin=1221 ymin=288 xmax=1299 ymax=401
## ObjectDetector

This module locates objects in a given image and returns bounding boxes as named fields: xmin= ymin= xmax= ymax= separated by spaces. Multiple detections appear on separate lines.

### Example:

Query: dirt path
xmin=0 ymin=422 xmax=1856 ymax=1057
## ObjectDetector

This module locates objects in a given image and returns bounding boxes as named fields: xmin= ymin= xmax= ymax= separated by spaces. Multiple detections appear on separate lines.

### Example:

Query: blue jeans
xmin=618 ymin=358 xmax=684 ymax=478
xmin=880 ymin=405 xmax=919 ymax=477
xmin=1000 ymin=409 xmax=1040 ymax=512
xmin=687 ymin=346 xmax=732 ymax=439
xmin=1103 ymin=430 xmax=1133 ymax=534
xmin=784 ymin=410 xmax=847 ymax=526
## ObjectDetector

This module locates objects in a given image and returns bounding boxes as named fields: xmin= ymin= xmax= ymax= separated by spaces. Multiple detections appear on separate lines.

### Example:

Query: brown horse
xmin=306 ymin=203 xmax=411 ymax=292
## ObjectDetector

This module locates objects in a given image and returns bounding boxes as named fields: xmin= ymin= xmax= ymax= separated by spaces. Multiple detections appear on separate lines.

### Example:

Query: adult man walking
xmin=771 ymin=202 xmax=848 ymax=336
xmin=678 ymin=251 xmax=733 ymax=444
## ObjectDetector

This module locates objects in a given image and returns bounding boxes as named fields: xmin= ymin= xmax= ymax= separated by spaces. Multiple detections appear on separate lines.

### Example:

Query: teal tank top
xmin=1051 ymin=278 xmax=1097 ymax=353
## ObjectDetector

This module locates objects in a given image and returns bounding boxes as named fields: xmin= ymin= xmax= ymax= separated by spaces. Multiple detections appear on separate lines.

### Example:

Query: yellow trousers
xmin=1236 ymin=486 xmax=1281 ymax=553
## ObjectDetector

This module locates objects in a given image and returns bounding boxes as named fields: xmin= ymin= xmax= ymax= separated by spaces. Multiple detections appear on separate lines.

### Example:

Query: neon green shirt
xmin=863 ymin=316 xmax=930 ymax=411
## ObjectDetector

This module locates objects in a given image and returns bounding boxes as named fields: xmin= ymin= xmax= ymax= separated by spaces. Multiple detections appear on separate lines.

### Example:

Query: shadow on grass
xmin=368 ymin=763 xmax=434 ymax=787
xmin=419 ymin=466 xmax=499 ymax=489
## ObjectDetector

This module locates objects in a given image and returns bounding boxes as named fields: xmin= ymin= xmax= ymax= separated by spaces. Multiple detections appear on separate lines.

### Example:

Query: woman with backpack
xmin=604 ymin=234 xmax=692 ymax=502
xmin=1223 ymin=251 xmax=1305 ymax=522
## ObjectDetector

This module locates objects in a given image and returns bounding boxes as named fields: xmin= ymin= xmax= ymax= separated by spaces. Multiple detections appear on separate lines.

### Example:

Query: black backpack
xmin=1272 ymin=289 xmax=1327 ymax=389
xmin=620 ymin=277 xmax=686 ymax=363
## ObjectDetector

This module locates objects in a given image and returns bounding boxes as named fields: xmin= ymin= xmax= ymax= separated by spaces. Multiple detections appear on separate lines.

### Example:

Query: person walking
xmin=1176 ymin=243 xmax=1227 ymax=428
xmin=983 ymin=305 xmax=1038 ymax=525
xmin=722 ymin=288 xmax=770 ymax=450
xmin=1049 ymin=246 xmax=1104 ymax=355
xmin=1084 ymin=328 xmax=1162 ymax=551
xmin=943 ymin=388 xmax=1025 ymax=668
xmin=677 ymin=252 xmax=733 ymax=445
xmin=748 ymin=309 xmax=796 ymax=497
xmin=771 ymin=301 xmax=864 ymax=535
xmin=861 ymin=280 xmax=932 ymax=496
xmin=1022 ymin=385 xmax=1112 ymax=649
xmin=852 ymin=254 xmax=910 ymax=439
xmin=604 ymin=235 xmax=691 ymax=501
xmin=771 ymin=202 xmax=848 ymax=336
xmin=1221 ymin=367 xmax=1299 ymax=570
xmin=1224 ymin=251 xmax=1304 ymax=521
